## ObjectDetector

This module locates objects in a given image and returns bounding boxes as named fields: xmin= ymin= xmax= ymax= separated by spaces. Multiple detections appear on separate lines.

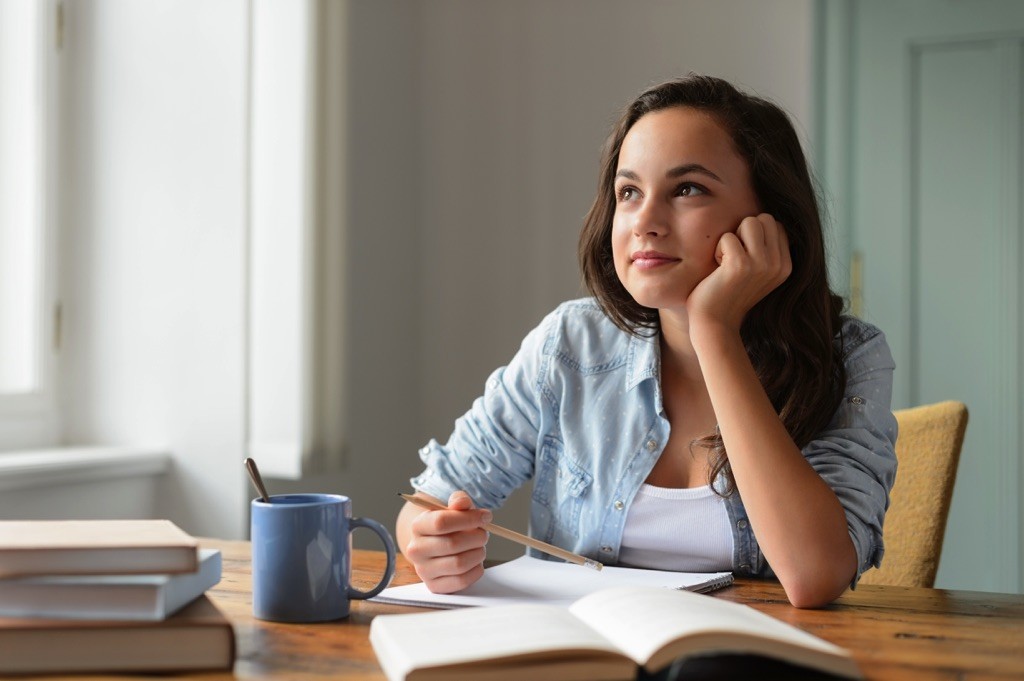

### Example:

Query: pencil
xmin=398 ymin=493 xmax=604 ymax=571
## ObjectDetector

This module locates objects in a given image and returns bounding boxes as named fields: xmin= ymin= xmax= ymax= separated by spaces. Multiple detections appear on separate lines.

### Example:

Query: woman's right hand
xmin=397 ymin=491 xmax=491 ymax=593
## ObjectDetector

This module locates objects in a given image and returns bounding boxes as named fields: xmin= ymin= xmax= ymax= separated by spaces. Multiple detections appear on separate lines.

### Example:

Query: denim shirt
xmin=412 ymin=298 xmax=898 ymax=585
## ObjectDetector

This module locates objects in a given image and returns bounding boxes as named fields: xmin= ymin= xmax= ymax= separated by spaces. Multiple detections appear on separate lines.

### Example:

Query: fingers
xmin=758 ymin=214 xmax=779 ymax=260
xmin=406 ymin=491 xmax=490 ymax=535
xmin=754 ymin=213 xmax=792 ymax=283
xmin=736 ymin=214 xmax=778 ymax=261
xmin=422 ymin=561 xmax=486 ymax=594
xmin=413 ymin=500 xmax=491 ymax=536
xmin=715 ymin=231 xmax=743 ymax=265
xmin=447 ymin=490 xmax=476 ymax=511
xmin=406 ymin=526 xmax=488 ymax=573
xmin=693 ymin=213 xmax=792 ymax=329
xmin=404 ymin=490 xmax=491 ymax=594
xmin=736 ymin=214 xmax=767 ymax=257
xmin=407 ymin=525 xmax=489 ymax=592
xmin=729 ymin=214 xmax=790 ymax=284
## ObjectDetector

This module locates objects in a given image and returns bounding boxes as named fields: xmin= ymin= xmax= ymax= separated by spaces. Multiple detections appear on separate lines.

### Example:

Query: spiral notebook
xmin=372 ymin=556 xmax=733 ymax=609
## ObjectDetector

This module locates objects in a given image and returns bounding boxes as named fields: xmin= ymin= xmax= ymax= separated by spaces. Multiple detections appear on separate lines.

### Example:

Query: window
xmin=247 ymin=0 xmax=347 ymax=478
xmin=0 ymin=0 xmax=59 ymax=450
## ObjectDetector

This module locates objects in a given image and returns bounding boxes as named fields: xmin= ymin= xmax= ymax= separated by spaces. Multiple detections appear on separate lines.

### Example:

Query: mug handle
xmin=347 ymin=517 xmax=397 ymax=600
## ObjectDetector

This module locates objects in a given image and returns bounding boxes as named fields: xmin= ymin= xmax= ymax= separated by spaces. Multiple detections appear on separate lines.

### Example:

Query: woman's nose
xmin=633 ymin=199 xmax=669 ymax=237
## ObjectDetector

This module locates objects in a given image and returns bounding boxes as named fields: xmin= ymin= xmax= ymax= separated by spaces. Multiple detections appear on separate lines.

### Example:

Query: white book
xmin=0 ymin=549 xmax=221 ymax=621
xmin=370 ymin=586 xmax=862 ymax=681
xmin=371 ymin=555 xmax=733 ymax=609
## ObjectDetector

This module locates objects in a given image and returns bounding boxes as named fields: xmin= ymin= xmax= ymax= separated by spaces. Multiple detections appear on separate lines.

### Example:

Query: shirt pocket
xmin=531 ymin=436 xmax=593 ymax=544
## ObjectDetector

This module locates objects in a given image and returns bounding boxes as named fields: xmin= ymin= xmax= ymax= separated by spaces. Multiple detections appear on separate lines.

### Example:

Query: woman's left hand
xmin=686 ymin=213 xmax=792 ymax=333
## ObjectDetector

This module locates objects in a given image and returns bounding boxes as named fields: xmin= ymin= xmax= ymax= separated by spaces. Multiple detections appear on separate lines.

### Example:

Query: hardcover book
xmin=0 ymin=519 xmax=198 ymax=578
xmin=0 ymin=548 xmax=221 ymax=620
xmin=0 ymin=594 xmax=235 ymax=674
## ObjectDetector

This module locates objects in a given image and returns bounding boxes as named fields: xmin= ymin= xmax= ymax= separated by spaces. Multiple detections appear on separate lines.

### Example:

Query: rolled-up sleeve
xmin=411 ymin=314 xmax=553 ymax=510
xmin=802 ymin=323 xmax=898 ymax=587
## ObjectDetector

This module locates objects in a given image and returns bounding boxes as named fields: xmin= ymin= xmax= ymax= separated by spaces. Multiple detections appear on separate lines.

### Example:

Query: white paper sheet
xmin=371 ymin=556 xmax=732 ymax=609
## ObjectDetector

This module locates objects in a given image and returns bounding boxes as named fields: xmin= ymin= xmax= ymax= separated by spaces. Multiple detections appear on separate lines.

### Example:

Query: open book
xmin=371 ymin=556 xmax=733 ymax=609
xmin=370 ymin=585 xmax=861 ymax=681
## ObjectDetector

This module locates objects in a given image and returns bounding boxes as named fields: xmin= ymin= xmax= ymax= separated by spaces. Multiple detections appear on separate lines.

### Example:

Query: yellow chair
xmin=859 ymin=400 xmax=968 ymax=588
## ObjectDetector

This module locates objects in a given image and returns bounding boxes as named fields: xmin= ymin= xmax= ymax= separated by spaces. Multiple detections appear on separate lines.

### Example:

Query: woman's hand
xmin=687 ymin=213 xmax=792 ymax=334
xmin=397 ymin=491 xmax=491 ymax=593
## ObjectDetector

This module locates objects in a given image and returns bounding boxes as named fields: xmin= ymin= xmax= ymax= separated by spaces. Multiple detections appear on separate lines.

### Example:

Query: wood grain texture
xmin=10 ymin=539 xmax=1024 ymax=681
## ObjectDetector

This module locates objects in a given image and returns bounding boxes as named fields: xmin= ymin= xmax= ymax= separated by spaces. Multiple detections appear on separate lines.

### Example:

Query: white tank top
xmin=618 ymin=483 xmax=734 ymax=572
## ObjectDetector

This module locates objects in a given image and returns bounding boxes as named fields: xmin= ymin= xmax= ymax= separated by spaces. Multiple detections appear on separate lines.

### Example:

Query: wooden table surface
xmin=16 ymin=538 xmax=1024 ymax=680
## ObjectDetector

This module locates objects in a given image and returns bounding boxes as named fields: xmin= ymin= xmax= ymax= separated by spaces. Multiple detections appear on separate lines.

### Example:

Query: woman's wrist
xmin=688 ymin=315 xmax=743 ymax=356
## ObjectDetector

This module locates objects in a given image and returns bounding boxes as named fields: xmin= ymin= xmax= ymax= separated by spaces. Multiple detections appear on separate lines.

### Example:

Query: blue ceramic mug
xmin=251 ymin=493 xmax=396 ymax=622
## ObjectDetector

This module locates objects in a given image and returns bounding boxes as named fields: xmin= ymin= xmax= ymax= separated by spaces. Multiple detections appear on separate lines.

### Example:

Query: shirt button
xmin=850 ymin=396 xmax=865 ymax=405
xmin=488 ymin=378 xmax=500 ymax=390
xmin=613 ymin=500 xmax=625 ymax=510
xmin=601 ymin=546 xmax=613 ymax=553
xmin=645 ymin=439 xmax=657 ymax=451
xmin=737 ymin=519 xmax=748 ymax=530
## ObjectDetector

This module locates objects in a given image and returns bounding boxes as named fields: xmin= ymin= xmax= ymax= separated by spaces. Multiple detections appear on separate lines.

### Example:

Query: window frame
xmin=0 ymin=0 xmax=61 ymax=451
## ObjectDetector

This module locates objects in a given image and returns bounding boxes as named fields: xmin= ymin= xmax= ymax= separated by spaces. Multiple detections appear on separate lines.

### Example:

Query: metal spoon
xmin=244 ymin=457 xmax=271 ymax=503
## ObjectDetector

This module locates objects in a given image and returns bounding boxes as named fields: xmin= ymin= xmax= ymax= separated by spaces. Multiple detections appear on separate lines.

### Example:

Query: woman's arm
xmin=687 ymin=214 xmax=856 ymax=608
xmin=692 ymin=326 xmax=857 ymax=607
xmin=398 ymin=308 xmax=561 ymax=593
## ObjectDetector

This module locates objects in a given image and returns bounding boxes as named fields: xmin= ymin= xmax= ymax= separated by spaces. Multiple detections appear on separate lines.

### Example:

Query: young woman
xmin=396 ymin=75 xmax=897 ymax=608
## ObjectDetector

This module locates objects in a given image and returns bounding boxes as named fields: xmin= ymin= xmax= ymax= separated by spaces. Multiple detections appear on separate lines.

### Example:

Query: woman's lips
xmin=631 ymin=251 xmax=680 ymax=270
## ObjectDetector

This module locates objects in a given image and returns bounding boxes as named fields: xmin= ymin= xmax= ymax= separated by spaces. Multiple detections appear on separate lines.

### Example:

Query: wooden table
xmin=20 ymin=539 xmax=1024 ymax=680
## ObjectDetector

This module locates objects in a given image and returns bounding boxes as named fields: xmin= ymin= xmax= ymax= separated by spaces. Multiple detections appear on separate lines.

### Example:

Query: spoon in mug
xmin=244 ymin=457 xmax=271 ymax=503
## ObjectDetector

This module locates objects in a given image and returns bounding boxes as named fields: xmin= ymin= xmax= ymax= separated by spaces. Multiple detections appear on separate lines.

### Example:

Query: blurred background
xmin=0 ymin=0 xmax=1021 ymax=595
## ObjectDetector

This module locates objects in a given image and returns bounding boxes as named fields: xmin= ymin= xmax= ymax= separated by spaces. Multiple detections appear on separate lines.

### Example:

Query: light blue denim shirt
xmin=412 ymin=298 xmax=898 ymax=585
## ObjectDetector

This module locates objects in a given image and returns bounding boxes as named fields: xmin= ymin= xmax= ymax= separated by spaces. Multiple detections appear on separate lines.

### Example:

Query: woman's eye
xmin=677 ymin=183 xmax=706 ymax=197
xmin=616 ymin=186 xmax=639 ymax=202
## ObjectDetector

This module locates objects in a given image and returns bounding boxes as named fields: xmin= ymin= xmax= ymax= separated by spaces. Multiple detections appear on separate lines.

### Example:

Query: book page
xmin=372 ymin=556 xmax=731 ymax=608
xmin=569 ymin=586 xmax=856 ymax=674
xmin=369 ymin=604 xmax=628 ymax=680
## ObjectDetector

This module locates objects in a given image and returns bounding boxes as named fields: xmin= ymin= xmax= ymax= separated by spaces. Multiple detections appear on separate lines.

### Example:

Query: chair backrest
xmin=859 ymin=400 xmax=968 ymax=588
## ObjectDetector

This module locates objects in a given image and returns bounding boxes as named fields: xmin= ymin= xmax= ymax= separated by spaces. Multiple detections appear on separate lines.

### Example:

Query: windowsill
xmin=0 ymin=446 xmax=171 ymax=492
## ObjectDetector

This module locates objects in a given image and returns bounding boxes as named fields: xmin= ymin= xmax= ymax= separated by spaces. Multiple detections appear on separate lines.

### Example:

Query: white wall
xmin=277 ymin=0 xmax=816 ymax=556
xmin=53 ymin=0 xmax=814 ymax=547
xmin=58 ymin=0 xmax=249 ymax=539
xmin=414 ymin=0 xmax=815 ymax=453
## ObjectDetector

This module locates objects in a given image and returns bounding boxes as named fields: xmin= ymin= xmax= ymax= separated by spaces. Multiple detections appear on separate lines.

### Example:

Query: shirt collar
xmin=625 ymin=329 xmax=660 ymax=391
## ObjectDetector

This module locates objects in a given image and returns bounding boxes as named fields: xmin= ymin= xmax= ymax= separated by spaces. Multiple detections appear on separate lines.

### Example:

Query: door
xmin=818 ymin=0 xmax=1024 ymax=593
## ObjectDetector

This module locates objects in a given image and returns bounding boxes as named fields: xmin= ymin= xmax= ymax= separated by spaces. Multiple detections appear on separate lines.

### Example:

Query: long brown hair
xmin=579 ymin=74 xmax=846 ymax=494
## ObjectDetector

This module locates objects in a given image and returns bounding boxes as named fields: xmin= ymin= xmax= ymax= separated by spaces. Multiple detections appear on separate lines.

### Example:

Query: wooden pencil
xmin=398 ymin=493 xmax=603 ymax=571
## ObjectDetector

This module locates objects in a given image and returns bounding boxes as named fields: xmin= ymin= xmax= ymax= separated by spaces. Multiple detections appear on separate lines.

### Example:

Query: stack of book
xmin=0 ymin=519 xmax=235 ymax=675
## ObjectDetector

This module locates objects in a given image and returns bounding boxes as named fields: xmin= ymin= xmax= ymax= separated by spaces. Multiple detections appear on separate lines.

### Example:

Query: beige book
xmin=0 ymin=520 xmax=198 ymax=578
xmin=369 ymin=586 xmax=862 ymax=681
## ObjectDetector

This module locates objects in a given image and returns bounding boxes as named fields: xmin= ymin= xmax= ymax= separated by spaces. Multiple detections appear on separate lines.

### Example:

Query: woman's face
xmin=611 ymin=106 xmax=760 ymax=313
